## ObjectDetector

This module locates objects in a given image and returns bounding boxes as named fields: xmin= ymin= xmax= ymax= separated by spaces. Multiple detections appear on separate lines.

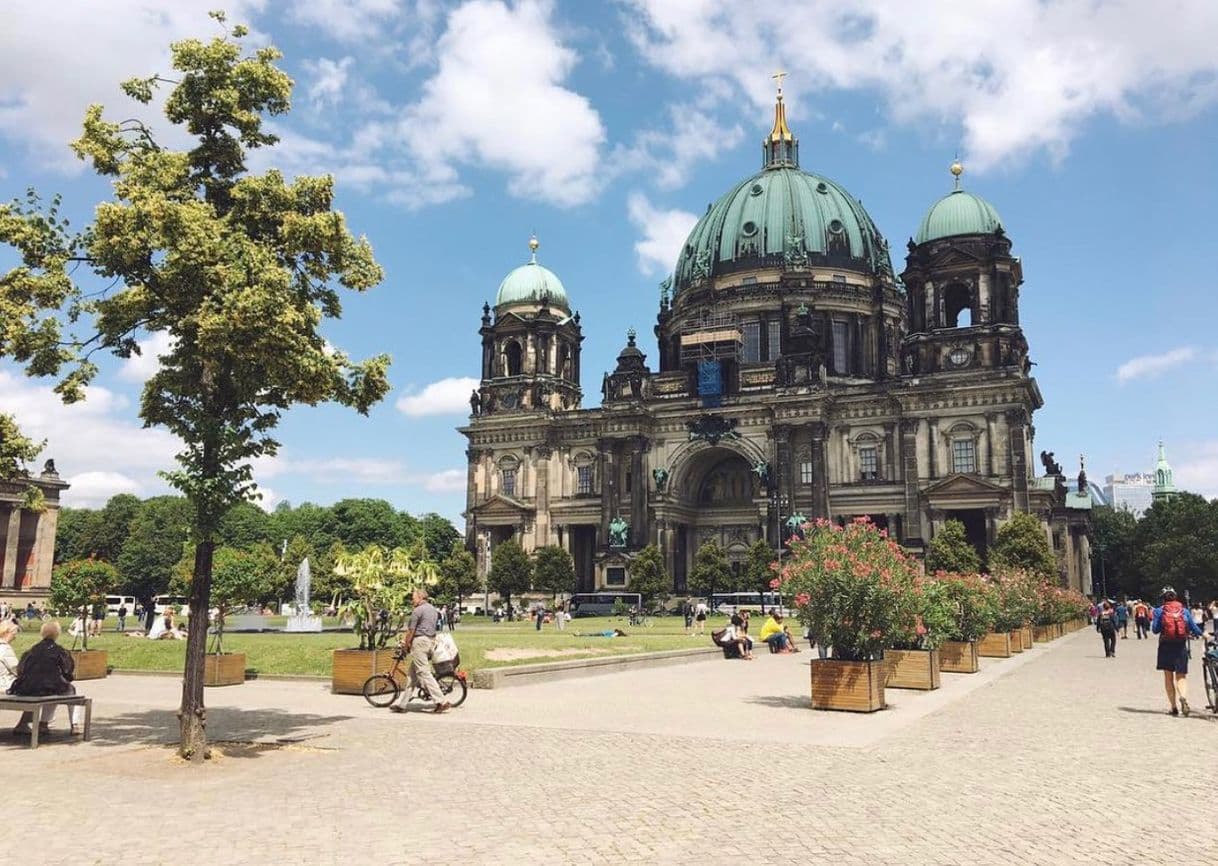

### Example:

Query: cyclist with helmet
xmin=1151 ymin=586 xmax=1204 ymax=716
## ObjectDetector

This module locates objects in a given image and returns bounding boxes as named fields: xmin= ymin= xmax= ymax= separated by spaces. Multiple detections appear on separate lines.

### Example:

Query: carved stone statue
xmin=652 ymin=467 xmax=669 ymax=491
xmin=469 ymin=389 xmax=482 ymax=416
xmin=752 ymin=460 xmax=770 ymax=487
xmin=41 ymin=459 xmax=57 ymax=476
xmin=608 ymin=516 xmax=629 ymax=549
xmin=1040 ymin=450 xmax=1062 ymax=476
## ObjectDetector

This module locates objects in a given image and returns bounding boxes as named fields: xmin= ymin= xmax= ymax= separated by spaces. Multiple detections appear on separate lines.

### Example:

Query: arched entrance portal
xmin=663 ymin=445 xmax=766 ymax=593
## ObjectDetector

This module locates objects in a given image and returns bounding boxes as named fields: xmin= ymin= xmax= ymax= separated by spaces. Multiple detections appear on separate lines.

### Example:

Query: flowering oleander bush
xmin=931 ymin=570 xmax=997 ymax=641
xmin=779 ymin=517 xmax=919 ymax=661
xmin=1035 ymin=582 xmax=1088 ymax=625
xmin=989 ymin=567 xmax=1040 ymax=631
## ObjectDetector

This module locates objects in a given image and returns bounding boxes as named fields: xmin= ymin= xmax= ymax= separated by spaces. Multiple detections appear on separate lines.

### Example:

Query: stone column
xmin=899 ymin=418 xmax=922 ymax=546
xmin=770 ymin=425 xmax=792 ymax=544
xmin=809 ymin=422 xmax=830 ymax=519
xmin=534 ymin=446 xmax=551 ymax=547
xmin=598 ymin=438 xmax=616 ymax=547
xmin=883 ymin=422 xmax=897 ymax=481
xmin=2 ymin=506 xmax=20 ymax=590
xmin=629 ymin=437 xmax=647 ymax=548
xmin=985 ymin=414 xmax=997 ymax=476
xmin=1006 ymin=409 xmax=1030 ymax=511
xmin=927 ymin=419 xmax=939 ymax=478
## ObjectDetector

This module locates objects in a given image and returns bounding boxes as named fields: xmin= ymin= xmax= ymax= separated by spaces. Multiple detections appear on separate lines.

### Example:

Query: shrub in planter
xmin=931 ymin=571 xmax=995 ymax=673
xmin=781 ymin=518 xmax=919 ymax=711
xmin=989 ymin=568 xmax=1039 ymax=634
xmin=50 ymin=558 xmax=119 ymax=680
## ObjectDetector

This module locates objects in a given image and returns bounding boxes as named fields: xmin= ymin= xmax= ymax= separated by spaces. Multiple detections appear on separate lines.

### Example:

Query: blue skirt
xmin=1156 ymin=639 xmax=1190 ymax=673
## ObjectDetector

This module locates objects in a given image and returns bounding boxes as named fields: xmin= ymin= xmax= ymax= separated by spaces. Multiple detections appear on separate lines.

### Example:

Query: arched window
xmin=944 ymin=283 xmax=972 ymax=328
xmin=557 ymin=343 xmax=570 ymax=380
xmin=505 ymin=340 xmax=523 ymax=376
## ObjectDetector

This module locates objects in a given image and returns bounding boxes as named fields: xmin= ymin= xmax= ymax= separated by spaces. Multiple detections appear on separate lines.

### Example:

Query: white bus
xmin=709 ymin=592 xmax=787 ymax=616
xmin=567 ymin=592 xmax=642 ymax=618
xmin=153 ymin=594 xmax=189 ymax=614
xmin=105 ymin=595 xmax=137 ymax=616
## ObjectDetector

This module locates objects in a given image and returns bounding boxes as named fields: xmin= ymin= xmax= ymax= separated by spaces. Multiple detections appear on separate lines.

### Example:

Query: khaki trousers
xmin=397 ymin=635 xmax=444 ymax=706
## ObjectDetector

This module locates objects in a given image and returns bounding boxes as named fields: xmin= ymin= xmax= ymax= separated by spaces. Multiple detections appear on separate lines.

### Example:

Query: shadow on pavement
xmin=0 ymin=706 xmax=354 ymax=755
xmin=744 ymin=694 xmax=811 ymax=710
xmin=1116 ymin=706 xmax=1217 ymax=723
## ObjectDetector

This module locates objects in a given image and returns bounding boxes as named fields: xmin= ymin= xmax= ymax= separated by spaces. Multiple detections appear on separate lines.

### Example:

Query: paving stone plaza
xmin=9 ymin=629 xmax=1217 ymax=865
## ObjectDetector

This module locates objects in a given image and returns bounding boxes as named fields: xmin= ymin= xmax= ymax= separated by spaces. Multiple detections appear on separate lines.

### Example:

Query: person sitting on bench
xmin=759 ymin=609 xmax=800 ymax=653
xmin=10 ymin=620 xmax=84 ymax=738
xmin=720 ymin=620 xmax=754 ymax=660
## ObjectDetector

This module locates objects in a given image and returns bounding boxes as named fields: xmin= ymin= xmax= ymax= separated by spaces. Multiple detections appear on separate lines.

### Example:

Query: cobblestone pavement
xmin=7 ymin=629 xmax=1217 ymax=865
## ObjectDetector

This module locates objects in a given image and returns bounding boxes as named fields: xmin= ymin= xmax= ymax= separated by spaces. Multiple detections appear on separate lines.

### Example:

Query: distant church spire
xmin=763 ymin=70 xmax=799 ymax=169
xmin=1152 ymin=440 xmax=1177 ymax=502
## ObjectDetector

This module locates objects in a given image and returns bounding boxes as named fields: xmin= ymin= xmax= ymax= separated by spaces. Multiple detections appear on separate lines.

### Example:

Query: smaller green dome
xmin=495 ymin=238 xmax=569 ymax=310
xmin=915 ymin=189 xmax=1003 ymax=244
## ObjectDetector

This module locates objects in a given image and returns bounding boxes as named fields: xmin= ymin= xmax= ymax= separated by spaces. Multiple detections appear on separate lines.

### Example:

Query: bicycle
xmin=362 ymin=647 xmax=469 ymax=709
xmin=1202 ymin=636 xmax=1218 ymax=715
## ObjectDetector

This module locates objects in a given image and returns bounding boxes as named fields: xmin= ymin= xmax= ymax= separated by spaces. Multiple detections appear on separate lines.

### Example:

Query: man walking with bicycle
xmin=391 ymin=589 xmax=451 ymax=715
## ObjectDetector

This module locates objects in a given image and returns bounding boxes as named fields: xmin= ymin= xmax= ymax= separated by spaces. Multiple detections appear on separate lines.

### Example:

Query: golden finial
xmin=772 ymin=69 xmax=788 ymax=98
xmin=769 ymin=70 xmax=792 ymax=143
xmin=528 ymin=233 xmax=539 ymax=263
xmin=949 ymin=155 xmax=964 ymax=190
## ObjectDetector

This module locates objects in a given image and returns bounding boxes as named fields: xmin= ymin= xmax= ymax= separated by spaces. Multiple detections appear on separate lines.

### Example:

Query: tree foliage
xmin=1128 ymin=493 xmax=1218 ymax=603
xmin=490 ymin=540 xmax=532 ymax=611
xmin=926 ymin=519 xmax=981 ymax=574
xmin=49 ymin=558 xmax=119 ymax=650
xmin=173 ymin=545 xmax=276 ymax=652
xmin=0 ymin=412 xmax=46 ymax=510
xmin=437 ymin=543 xmax=478 ymax=606
xmin=334 ymin=545 xmax=437 ymax=650
xmin=532 ymin=545 xmax=575 ymax=598
xmin=1089 ymin=505 xmax=1138 ymax=597
xmin=628 ymin=544 xmax=669 ymax=608
xmin=743 ymin=539 xmax=777 ymax=595
xmin=0 ymin=15 xmax=392 ymax=760
xmin=989 ymin=512 xmax=1057 ymax=578
xmin=116 ymin=495 xmax=192 ymax=602
xmin=688 ymin=541 xmax=731 ymax=599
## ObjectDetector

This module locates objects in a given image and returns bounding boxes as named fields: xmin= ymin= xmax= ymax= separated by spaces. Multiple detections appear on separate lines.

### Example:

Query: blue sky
xmin=3 ymin=0 xmax=1218 ymax=522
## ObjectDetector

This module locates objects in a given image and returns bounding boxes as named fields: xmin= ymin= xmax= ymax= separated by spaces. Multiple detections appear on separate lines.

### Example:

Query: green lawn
xmin=10 ymin=614 xmax=728 ymax=677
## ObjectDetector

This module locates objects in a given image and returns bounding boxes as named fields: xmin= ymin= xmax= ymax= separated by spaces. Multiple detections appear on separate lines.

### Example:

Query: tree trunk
xmin=179 ymin=539 xmax=214 ymax=761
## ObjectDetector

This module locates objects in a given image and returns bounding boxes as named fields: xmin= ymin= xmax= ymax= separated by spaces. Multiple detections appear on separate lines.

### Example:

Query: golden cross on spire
xmin=771 ymin=69 xmax=788 ymax=98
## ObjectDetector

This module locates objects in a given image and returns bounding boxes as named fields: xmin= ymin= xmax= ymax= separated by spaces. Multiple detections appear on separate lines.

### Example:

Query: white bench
xmin=0 ymin=695 xmax=93 ymax=748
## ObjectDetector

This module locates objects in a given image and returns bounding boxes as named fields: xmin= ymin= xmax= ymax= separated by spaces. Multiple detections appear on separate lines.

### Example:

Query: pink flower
xmin=769 ymin=577 xmax=781 ymax=590
xmin=794 ymin=592 xmax=811 ymax=607
xmin=870 ymin=629 xmax=883 ymax=638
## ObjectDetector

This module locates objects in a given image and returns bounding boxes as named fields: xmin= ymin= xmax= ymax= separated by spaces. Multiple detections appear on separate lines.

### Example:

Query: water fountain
xmin=284 ymin=557 xmax=323 ymax=632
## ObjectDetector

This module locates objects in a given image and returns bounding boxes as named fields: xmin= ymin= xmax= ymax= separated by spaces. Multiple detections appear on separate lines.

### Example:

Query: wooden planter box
xmin=1033 ymin=625 xmax=1054 ymax=642
xmin=204 ymin=653 xmax=246 ymax=687
xmin=883 ymin=648 xmax=941 ymax=690
xmin=70 ymin=649 xmax=109 ymax=680
xmin=1008 ymin=630 xmax=1024 ymax=653
xmin=1021 ymin=626 xmax=1034 ymax=649
xmin=939 ymin=640 xmax=980 ymax=673
xmin=977 ymin=632 xmax=1012 ymax=658
xmin=331 ymin=648 xmax=403 ymax=695
xmin=809 ymin=658 xmax=885 ymax=712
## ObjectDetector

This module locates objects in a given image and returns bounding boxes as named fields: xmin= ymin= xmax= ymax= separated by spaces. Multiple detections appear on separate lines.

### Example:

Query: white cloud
xmin=117 ymin=332 xmax=176 ymax=383
xmin=424 ymin=469 xmax=466 ymax=493
xmin=1115 ymin=347 xmax=1201 ymax=384
xmin=1175 ymin=442 xmax=1218 ymax=500
xmin=0 ymin=1 xmax=265 ymax=169
xmin=625 ymin=0 xmax=1218 ymax=172
xmin=291 ymin=0 xmax=404 ymax=44
xmin=0 ymin=369 xmax=179 ymax=507
xmin=304 ymin=57 xmax=355 ymax=107
xmin=612 ymin=104 xmax=744 ymax=190
xmin=626 ymin=193 xmax=698 ymax=277
xmin=396 ymin=376 xmax=480 ymax=417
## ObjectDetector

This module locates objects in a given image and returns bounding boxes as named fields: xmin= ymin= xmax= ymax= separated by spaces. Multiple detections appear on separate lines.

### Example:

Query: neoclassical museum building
xmin=461 ymin=85 xmax=1092 ymax=595
xmin=0 ymin=464 xmax=68 ymax=604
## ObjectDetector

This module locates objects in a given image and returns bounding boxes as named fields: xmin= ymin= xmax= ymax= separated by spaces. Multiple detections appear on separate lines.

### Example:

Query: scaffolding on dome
xmin=680 ymin=309 xmax=740 ymax=407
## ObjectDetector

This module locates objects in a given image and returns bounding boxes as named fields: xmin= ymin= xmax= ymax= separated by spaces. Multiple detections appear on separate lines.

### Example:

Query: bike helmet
xmin=1160 ymin=586 xmax=1177 ymax=600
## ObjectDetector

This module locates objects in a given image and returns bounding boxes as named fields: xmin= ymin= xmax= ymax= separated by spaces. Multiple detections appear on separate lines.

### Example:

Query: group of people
xmin=1 ymin=619 xmax=84 ymax=738
xmin=716 ymin=608 xmax=802 ymax=660
xmin=1095 ymin=588 xmax=1214 ymax=717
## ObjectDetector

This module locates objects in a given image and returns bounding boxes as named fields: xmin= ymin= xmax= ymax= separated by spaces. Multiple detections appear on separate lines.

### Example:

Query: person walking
xmin=683 ymin=600 xmax=694 ymax=636
xmin=1133 ymin=600 xmax=1151 ymax=640
xmin=693 ymin=600 xmax=708 ymax=636
xmin=391 ymin=589 xmax=450 ymax=714
xmin=116 ymin=604 xmax=127 ymax=633
xmin=1096 ymin=600 xmax=1118 ymax=658
xmin=1209 ymin=599 xmax=1218 ymax=637
xmin=554 ymin=602 xmax=566 ymax=631
xmin=1151 ymin=586 xmax=1204 ymax=716
xmin=1115 ymin=600 xmax=1129 ymax=639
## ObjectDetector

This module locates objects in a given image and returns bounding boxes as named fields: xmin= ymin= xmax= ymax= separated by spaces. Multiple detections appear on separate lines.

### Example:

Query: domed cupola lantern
xmin=474 ymin=235 xmax=583 ymax=417
xmin=900 ymin=160 xmax=1029 ymax=379
xmin=763 ymin=70 xmax=799 ymax=169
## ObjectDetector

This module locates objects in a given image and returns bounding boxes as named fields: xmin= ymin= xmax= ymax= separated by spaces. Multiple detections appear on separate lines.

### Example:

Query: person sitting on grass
xmin=10 ymin=620 xmax=85 ymax=738
xmin=760 ymin=609 xmax=800 ymax=653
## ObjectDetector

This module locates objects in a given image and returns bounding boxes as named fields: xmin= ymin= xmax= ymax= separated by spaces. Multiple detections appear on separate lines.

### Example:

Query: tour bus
xmin=709 ymin=591 xmax=787 ymax=616
xmin=567 ymin=592 xmax=643 ymax=618
xmin=153 ymin=594 xmax=189 ymax=614
xmin=105 ymin=595 xmax=137 ymax=615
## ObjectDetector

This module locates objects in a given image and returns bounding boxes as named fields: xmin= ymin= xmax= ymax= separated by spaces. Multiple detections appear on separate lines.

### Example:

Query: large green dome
xmin=915 ymin=189 xmax=1003 ymax=244
xmin=672 ymin=165 xmax=892 ymax=292
xmin=495 ymin=246 xmax=569 ymax=311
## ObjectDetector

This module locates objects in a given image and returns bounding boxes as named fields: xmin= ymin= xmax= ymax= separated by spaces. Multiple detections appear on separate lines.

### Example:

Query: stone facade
xmin=0 ymin=465 xmax=69 ymax=603
xmin=461 ymin=97 xmax=1090 ymax=596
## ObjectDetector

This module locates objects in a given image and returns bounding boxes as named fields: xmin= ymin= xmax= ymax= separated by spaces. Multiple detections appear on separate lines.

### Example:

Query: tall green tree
xmin=437 ymin=542 xmax=478 ymax=609
xmin=1089 ymin=505 xmax=1138 ymax=597
xmin=0 ymin=413 xmax=46 ymax=510
xmin=54 ymin=507 xmax=95 ymax=564
xmin=1128 ymin=493 xmax=1218 ymax=603
xmin=490 ymin=540 xmax=532 ymax=614
xmin=989 ymin=512 xmax=1057 ymax=579
xmin=324 ymin=498 xmax=403 ymax=549
xmin=628 ymin=544 xmax=670 ymax=609
xmin=0 ymin=16 xmax=390 ymax=759
xmin=117 ymin=495 xmax=192 ymax=602
xmin=688 ymin=541 xmax=731 ymax=599
xmin=421 ymin=513 xmax=461 ymax=563
xmin=926 ymin=519 xmax=982 ymax=574
xmin=77 ymin=493 xmax=142 ymax=562
xmin=532 ymin=544 xmax=576 ymax=599
xmin=743 ymin=539 xmax=777 ymax=596
xmin=217 ymin=500 xmax=272 ymax=549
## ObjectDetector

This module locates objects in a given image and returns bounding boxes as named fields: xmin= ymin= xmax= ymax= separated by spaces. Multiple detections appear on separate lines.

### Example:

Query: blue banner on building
xmin=698 ymin=360 xmax=722 ymax=408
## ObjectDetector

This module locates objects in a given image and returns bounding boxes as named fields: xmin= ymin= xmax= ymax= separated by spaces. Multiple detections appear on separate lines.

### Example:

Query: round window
xmin=750 ymin=183 xmax=764 ymax=196
xmin=949 ymin=347 xmax=971 ymax=367
xmin=741 ymin=220 xmax=758 ymax=237
xmin=816 ymin=182 xmax=829 ymax=194
xmin=828 ymin=219 xmax=844 ymax=233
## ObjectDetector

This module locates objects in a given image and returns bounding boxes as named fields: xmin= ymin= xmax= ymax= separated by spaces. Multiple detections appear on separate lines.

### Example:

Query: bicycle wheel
xmin=1205 ymin=659 xmax=1218 ymax=714
xmin=362 ymin=674 xmax=401 ymax=708
xmin=436 ymin=673 xmax=468 ymax=707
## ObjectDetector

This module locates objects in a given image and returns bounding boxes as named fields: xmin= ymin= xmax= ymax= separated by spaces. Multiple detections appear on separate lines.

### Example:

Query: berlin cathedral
xmin=460 ymin=84 xmax=1093 ymax=596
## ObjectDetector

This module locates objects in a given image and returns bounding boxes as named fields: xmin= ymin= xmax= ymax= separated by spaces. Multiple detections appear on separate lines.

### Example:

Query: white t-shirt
xmin=721 ymin=624 xmax=737 ymax=642
xmin=694 ymin=603 xmax=709 ymax=617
